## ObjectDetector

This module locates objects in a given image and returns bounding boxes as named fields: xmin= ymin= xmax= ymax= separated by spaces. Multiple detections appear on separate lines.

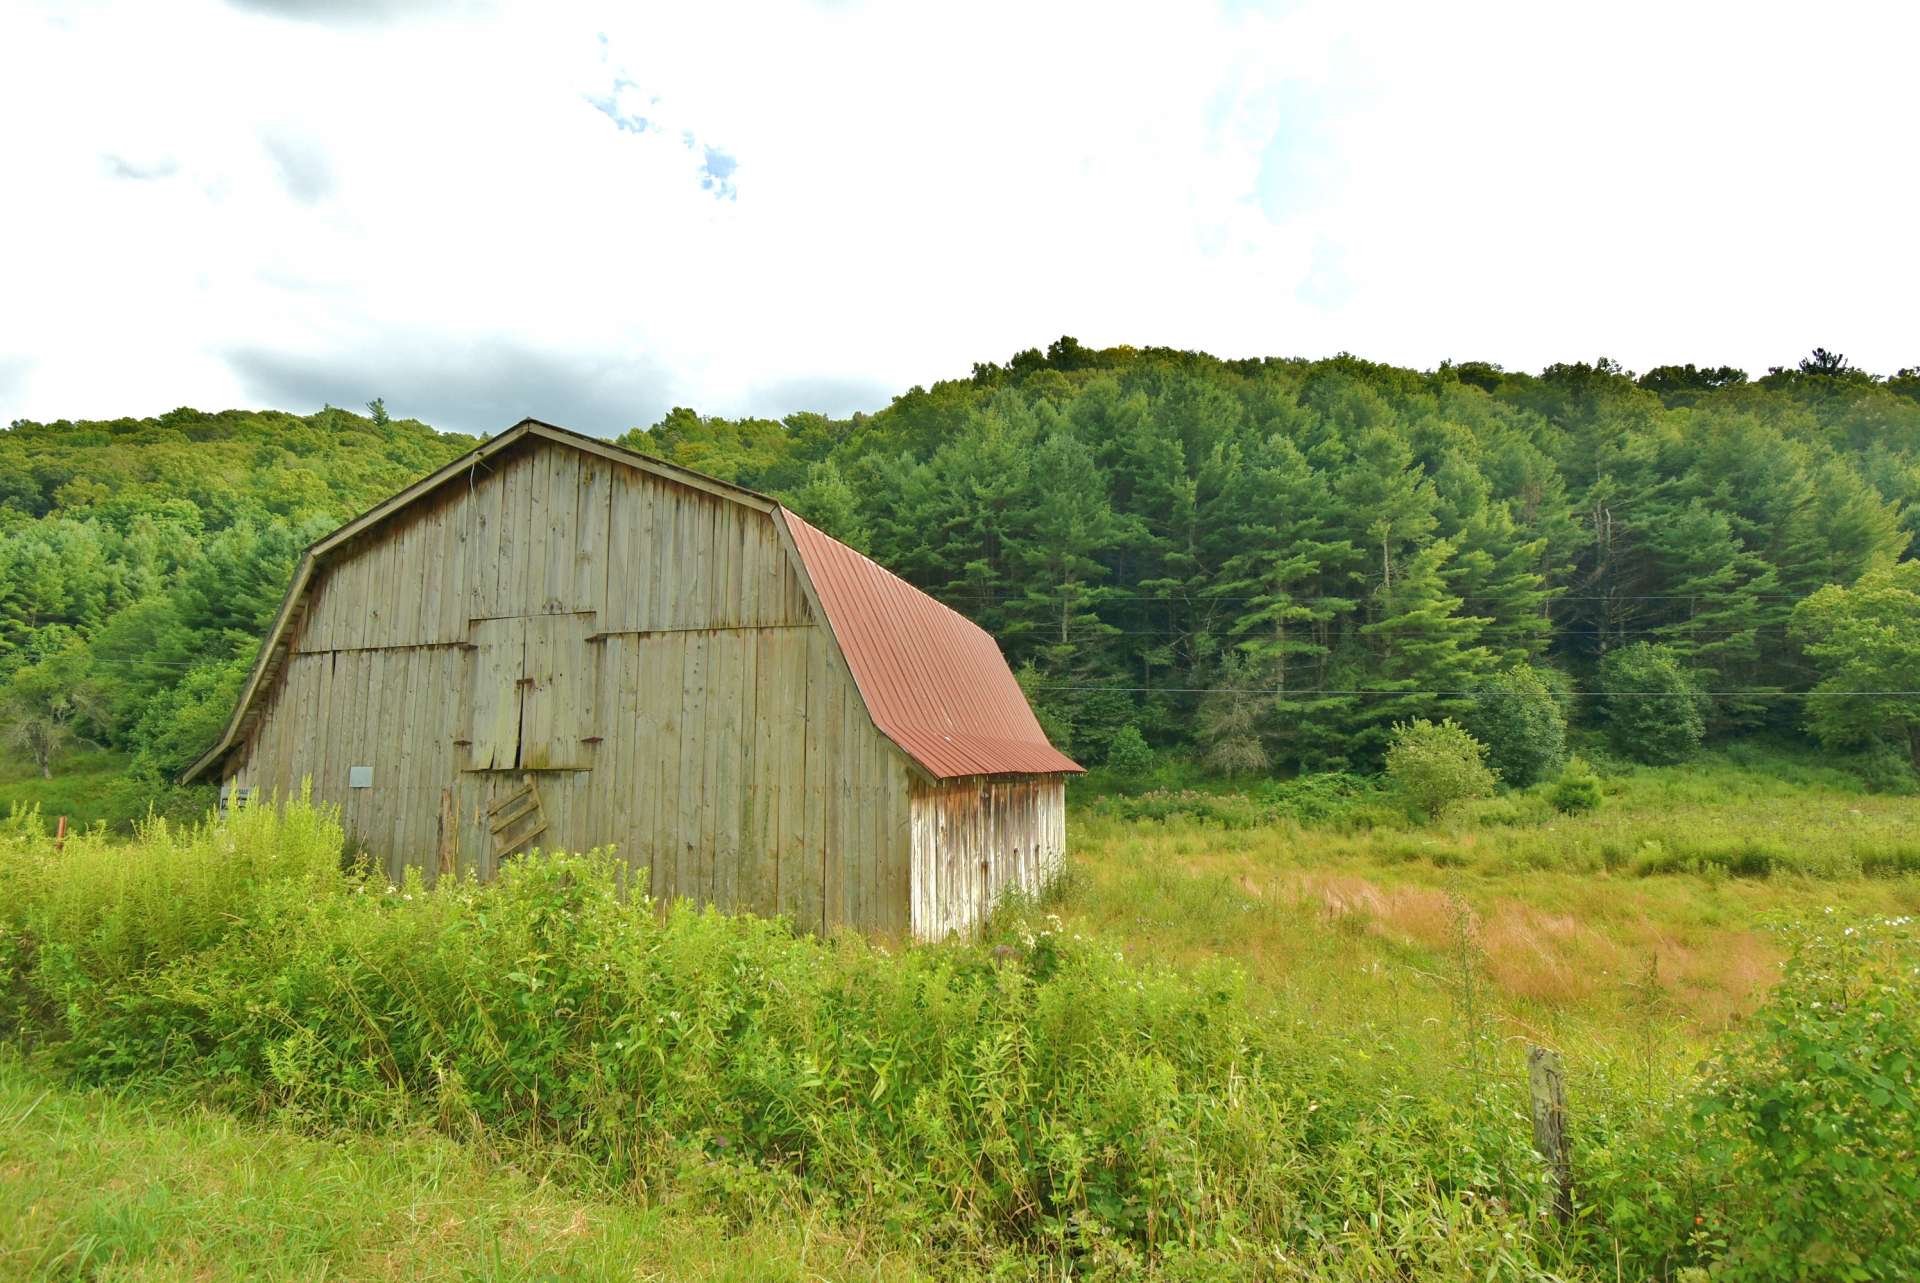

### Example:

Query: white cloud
xmin=1 ymin=0 xmax=1915 ymax=435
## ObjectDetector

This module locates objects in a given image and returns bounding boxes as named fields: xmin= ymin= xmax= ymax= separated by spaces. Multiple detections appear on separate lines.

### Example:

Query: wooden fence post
xmin=1528 ymin=1044 xmax=1573 ymax=1224
xmin=54 ymin=814 xmax=67 ymax=853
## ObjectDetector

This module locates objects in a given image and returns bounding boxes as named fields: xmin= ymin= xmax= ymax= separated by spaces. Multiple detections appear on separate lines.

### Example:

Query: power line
xmin=941 ymin=591 xmax=1818 ymax=603
xmin=1026 ymin=685 xmax=1911 ymax=697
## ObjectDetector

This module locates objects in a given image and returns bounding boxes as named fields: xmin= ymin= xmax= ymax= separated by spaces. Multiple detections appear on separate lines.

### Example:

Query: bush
xmin=1466 ymin=664 xmax=1568 ymax=787
xmin=1689 ymin=914 xmax=1920 ymax=1280
xmin=1383 ymin=718 xmax=1496 ymax=819
xmin=1851 ymin=741 xmax=1920 ymax=795
xmin=1086 ymin=787 xmax=1272 ymax=828
xmin=1251 ymin=771 xmax=1382 ymax=826
xmin=1103 ymin=724 xmax=1154 ymax=779
xmin=1549 ymin=758 xmax=1603 ymax=814
xmin=1596 ymin=643 xmax=1706 ymax=764
xmin=1087 ymin=773 xmax=1396 ymax=832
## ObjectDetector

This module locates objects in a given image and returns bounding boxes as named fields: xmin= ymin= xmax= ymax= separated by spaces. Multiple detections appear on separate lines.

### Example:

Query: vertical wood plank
xmin=543 ymin=447 xmax=574 ymax=613
xmin=805 ymin=626 xmax=831 ymax=934
xmin=609 ymin=637 xmax=636 ymax=874
xmin=506 ymin=446 xmax=535 ymax=614
xmin=412 ymin=507 xmax=440 ymax=648
xmin=443 ymin=472 xmax=472 ymax=642
xmin=775 ymin=629 xmax=808 ymax=929
xmin=655 ymin=633 xmax=688 ymax=904
xmin=742 ymin=626 xmax=779 ymax=916
xmin=630 ymin=472 xmax=656 ymax=631
xmin=524 ymin=443 xmax=552 ymax=612
xmin=694 ymin=631 xmax=723 ymax=901
xmin=471 ymin=456 xmax=502 ymax=621
xmin=490 ymin=452 xmax=518 ymax=620
xmin=709 ymin=631 xmax=743 ymax=911
xmin=603 ymin=472 xmax=631 ymax=631
xmin=576 ymin=455 xmax=609 ymax=619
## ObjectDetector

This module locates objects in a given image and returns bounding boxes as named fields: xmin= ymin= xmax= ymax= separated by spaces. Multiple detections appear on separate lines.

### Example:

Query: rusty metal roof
xmin=783 ymin=510 xmax=1083 ymax=780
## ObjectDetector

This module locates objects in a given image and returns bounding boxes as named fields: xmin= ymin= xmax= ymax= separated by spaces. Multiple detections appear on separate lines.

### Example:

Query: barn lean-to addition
xmin=183 ymin=419 xmax=1081 ymax=939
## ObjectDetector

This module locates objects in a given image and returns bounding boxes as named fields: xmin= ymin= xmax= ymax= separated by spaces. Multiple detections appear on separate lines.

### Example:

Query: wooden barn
xmin=184 ymin=419 xmax=1082 ymax=939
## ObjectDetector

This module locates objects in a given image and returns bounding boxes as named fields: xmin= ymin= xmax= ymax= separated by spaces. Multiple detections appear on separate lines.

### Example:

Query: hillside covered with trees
xmin=7 ymin=348 xmax=1920 ymax=819
xmin=0 ymin=404 xmax=476 ymax=811
xmin=629 ymin=343 xmax=1920 ymax=775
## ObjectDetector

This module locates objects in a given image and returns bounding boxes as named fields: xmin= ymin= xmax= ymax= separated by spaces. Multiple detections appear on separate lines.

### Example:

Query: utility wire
xmin=1026 ymin=685 xmax=1911 ymax=697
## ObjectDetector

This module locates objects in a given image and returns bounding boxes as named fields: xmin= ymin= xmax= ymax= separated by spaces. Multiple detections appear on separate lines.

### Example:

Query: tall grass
xmin=2 ymin=793 xmax=1913 ymax=1280
xmin=0 ymin=800 xmax=1604 ymax=1278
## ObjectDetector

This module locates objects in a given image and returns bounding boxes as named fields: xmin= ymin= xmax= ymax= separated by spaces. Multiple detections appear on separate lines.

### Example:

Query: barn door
xmin=467 ymin=617 xmax=526 ymax=770
xmin=462 ymin=613 xmax=598 ymax=771
xmin=519 ymin=614 xmax=596 ymax=769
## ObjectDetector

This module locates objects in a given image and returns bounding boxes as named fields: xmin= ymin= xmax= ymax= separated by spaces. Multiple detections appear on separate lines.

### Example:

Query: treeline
xmin=0 ymin=404 xmax=475 ymax=797
xmin=5 ymin=349 xmax=1920 ymax=804
xmin=623 ymin=342 xmax=1920 ymax=769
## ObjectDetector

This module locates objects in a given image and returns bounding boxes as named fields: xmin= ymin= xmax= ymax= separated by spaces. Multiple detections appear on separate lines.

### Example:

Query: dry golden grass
xmin=1060 ymin=773 xmax=1920 ymax=1049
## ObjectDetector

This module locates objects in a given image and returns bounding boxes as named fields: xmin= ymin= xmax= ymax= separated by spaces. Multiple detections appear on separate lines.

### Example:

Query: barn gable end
xmin=188 ymin=419 xmax=1077 ymax=938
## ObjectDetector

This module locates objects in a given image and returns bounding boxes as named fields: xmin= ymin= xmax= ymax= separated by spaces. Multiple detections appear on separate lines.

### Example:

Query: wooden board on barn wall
xmin=519 ymin=612 xmax=598 ymax=770
xmin=908 ymin=774 xmax=1067 ymax=941
xmin=298 ymin=484 xmax=475 ymax=654
xmin=602 ymin=464 xmax=810 ymax=634
xmin=466 ymin=616 xmax=525 ymax=771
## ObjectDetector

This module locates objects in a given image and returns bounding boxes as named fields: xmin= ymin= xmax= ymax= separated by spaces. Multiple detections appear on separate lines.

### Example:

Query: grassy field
xmin=1062 ymin=748 xmax=1920 ymax=1043
xmin=1 ymin=746 xmax=1915 ymax=1280
xmin=0 ymin=749 xmax=142 ymax=833
xmin=0 ymin=1055 xmax=918 ymax=1282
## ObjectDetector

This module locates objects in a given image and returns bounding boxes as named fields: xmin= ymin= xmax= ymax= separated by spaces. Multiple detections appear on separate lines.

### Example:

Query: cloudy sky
xmin=3 ymin=0 xmax=1915 ymax=436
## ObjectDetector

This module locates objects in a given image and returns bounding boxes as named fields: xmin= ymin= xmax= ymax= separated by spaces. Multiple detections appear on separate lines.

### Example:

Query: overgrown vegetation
xmin=1464 ymin=662 xmax=1567 ymax=786
xmin=2 ymin=789 xmax=1916 ymax=1280
xmin=1690 ymin=914 xmax=1919 ymax=1281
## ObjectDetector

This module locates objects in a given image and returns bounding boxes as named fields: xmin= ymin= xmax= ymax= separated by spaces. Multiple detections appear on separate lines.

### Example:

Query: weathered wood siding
xmin=226 ymin=436 xmax=912 ymax=934
xmin=909 ymin=774 xmax=1066 ymax=940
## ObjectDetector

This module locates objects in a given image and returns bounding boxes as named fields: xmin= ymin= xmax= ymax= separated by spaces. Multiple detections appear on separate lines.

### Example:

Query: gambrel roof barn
xmin=186 ymin=419 xmax=1080 ymax=939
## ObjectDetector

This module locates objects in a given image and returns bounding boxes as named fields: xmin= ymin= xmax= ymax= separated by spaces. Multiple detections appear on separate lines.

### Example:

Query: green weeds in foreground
xmin=1 ymin=797 xmax=1915 ymax=1280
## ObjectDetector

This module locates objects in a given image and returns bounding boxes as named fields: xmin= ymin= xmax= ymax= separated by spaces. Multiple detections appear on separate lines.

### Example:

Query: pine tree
xmin=1211 ymin=433 xmax=1360 ymax=697
xmin=1644 ymin=499 xmax=1776 ymax=728
xmin=1002 ymin=429 xmax=1127 ymax=754
xmin=1356 ymin=539 xmax=1495 ymax=751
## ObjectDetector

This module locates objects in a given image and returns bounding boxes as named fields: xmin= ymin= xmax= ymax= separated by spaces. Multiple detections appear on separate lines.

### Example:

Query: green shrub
xmin=1251 ymin=770 xmax=1381 ymax=825
xmin=1383 ymin=718 xmax=1496 ymax=819
xmin=1087 ymin=773 xmax=1387 ymax=831
xmin=1690 ymin=914 xmax=1920 ymax=1281
xmin=1850 ymin=741 xmax=1920 ymax=795
xmin=1461 ymin=793 xmax=1553 ymax=828
xmin=1086 ymin=787 xmax=1271 ymax=828
xmin=1596 ymin=644 xmax=1706 ymax=764
xmin=1103 ymin=724 xmax=1154 ymax=779
xmin=1465 ymin=663 xmax=1568 ymax=787
xmin=1549 ymin=758 xmax=1603 ymax=814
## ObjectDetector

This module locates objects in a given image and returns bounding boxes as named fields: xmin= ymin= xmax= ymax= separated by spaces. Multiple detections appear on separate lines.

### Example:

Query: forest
xmin=6 ymin=346 xmax=1920 ymax=818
